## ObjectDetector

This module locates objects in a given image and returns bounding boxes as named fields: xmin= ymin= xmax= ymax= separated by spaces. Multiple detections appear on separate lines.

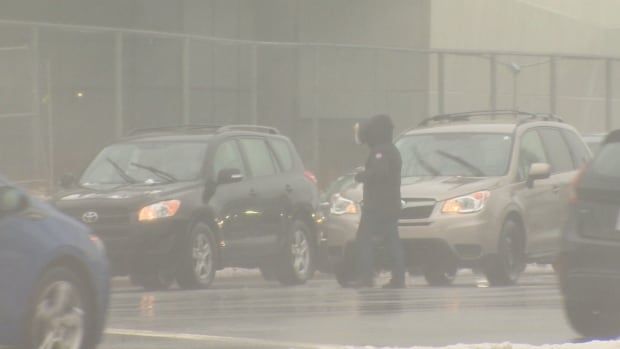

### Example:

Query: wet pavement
xmin=101 ymin=268 xmax=577 ymax=348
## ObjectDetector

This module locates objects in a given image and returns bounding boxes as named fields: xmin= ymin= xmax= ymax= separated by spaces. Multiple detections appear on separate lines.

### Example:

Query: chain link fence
xmin=1 ymin=20 xmax=618 ymax=189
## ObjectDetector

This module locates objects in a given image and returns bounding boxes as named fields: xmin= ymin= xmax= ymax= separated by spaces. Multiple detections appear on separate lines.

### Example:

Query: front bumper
xmin=91 ymin=219 xmax=190 ymax=275
xmin=325 ymin=210 xmax=498 ymax=267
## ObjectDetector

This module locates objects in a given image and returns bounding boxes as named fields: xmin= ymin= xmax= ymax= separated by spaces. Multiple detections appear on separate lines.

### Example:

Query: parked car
xmin=582 ymin=133 xmax=606 ymax=154
xmin=558 ymin=129 xmax=620 ymax=339
xmin=53 ymin=125 xmax=321 ymax=290
xmin=0 ymin=177 xmax=109 ymax=349
xmin=325 ymin=111 xmax=592 ymax=286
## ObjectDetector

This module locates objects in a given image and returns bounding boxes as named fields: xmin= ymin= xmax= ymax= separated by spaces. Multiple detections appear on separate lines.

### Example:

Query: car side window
xmin=239 ymin=138 xmax=278 ymax=177
xmin=562 ymin=130 xmax=591 ymax=167
xmin=538 ymin=128 xmax=575 ymax=173
xmin=518 ymin=130 xmax=548 ymax=181
xmin=213 ymin=140 xmax=246 ymax=178
xmin=270 ymin=138 xmax=294 ymax=172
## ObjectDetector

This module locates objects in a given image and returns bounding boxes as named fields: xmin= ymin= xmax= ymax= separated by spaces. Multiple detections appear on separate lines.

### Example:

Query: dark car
xmin=558 ymin=129 xmax=620 ymax=339
xmin=582 ymin=133 xmax=606 ymax=154
xmin=54 ymin=125 xmax=321 ymax=291
xmin=0 ymin=177 xmax=109 ymax=349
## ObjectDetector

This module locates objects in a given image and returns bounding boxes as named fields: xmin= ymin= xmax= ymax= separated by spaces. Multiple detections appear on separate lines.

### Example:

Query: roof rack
xmin=416 ymin=109 xmax=564 ymax=128
xmin=217 ymin=125 xmax=279 ymax=135
xmin=127 ymin=124 xmax=279 ymax=137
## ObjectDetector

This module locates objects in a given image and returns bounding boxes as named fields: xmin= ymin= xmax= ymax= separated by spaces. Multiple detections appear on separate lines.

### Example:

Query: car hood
xmin=340 ymin=176 xmax=502 ymax=203
xmin=53 ymin=181 xmax=202 ymax=208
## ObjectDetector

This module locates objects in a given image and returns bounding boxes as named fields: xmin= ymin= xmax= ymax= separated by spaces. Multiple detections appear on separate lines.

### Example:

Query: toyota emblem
xmin=82 ymin=211 xmax=99 ymax=224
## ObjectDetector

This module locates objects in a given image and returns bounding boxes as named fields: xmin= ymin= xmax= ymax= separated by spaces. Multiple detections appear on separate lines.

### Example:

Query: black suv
xmin=54 ymin=125 xmax=321 ymax=290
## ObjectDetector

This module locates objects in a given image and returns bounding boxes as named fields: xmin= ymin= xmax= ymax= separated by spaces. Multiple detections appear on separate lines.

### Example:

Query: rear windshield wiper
xmin=130 ymin=162 xmax=178 ymax=183
xmin=435 ymin=150 xmax=485 ymax=177
xmin=106 ymin=158 xmax=138 ymax=184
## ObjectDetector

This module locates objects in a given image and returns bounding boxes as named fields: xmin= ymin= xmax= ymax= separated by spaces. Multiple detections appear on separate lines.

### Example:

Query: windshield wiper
xmin=106 ymin=158 xmax=138 ymax=184
xmin=130 ymin=162 xmax=178 ymax=183
xmin=435 ymin=150 xmax=485 ymax=177
xmin=412 ymin=148 xmax=441 ymax=176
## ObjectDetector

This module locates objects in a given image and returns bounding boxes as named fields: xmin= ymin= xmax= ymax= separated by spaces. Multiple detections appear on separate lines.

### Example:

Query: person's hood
xmin=358 ymin=114 xmax=394 ymax=147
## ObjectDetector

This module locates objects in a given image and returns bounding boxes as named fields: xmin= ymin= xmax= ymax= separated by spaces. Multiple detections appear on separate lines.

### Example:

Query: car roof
xmin=404 ymin=122 xmax=518 ymax=135
xmin=121 ymin=124 xmax=283 ymax=143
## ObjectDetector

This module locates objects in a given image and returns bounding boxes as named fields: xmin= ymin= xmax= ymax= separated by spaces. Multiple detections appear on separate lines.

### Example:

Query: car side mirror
xmin=217 ymin=168 xmax=243 ymax=185
xmin=527 ymin=163 xmax=551 ymax=188
xmin=60 ymin=173 xmax=76 ymax=189
xmin=0 ymin=187 xmax=30 ymax=216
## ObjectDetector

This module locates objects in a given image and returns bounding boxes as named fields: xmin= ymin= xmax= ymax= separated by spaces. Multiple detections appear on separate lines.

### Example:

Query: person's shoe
xmin=382 ymin=280 xmax=406 ymax=289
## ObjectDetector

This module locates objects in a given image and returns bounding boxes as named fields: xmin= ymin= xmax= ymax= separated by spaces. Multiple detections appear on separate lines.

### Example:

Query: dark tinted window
xmin=562 ymin=130 xmax=592 ymax=166
xmin=518 ymin=130 xmax=548 ymax=181
xmin=270 ymin=139 xmax=294 ymax=172
xmin=591 ymin=143 xmax=620 ymax=178
xmin=239 ymin=138 xmax=278 ymax=177
xmin=539 ymin=128 xmax=575 ymax=173
xmin=213 ymin=141 xmax=246 ymax=178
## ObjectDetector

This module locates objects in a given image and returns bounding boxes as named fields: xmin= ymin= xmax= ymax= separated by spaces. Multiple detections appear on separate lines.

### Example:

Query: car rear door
xmin=537 ymin=127 xmax=580 ymax=255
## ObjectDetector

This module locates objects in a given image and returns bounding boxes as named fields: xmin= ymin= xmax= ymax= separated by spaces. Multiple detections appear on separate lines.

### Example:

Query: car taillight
xmin=569 ymin=163 xmax=589 ymax=204
xmin=304 ymin=170 xmax=318 ymax=185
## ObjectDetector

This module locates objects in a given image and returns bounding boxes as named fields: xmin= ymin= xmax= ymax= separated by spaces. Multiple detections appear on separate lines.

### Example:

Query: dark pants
xmin=356 ymin=209 xmax=405 ymax=283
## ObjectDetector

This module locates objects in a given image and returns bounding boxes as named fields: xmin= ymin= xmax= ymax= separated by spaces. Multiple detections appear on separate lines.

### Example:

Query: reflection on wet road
xmin=102 ymin=268 xmax=574 ymax=348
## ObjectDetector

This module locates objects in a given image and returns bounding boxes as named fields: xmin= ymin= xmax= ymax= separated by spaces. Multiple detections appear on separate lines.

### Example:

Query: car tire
xmin=424 ymin=264 xmax=457 ymax=287
xmin=275 ymin=220 xmax=316 ymax=286
xmin=176 ymin=223 xmax=217 ymax=290
xmin=131 ymin=269 xmax=175 ymax=291
xmin=483 ymin=219 xmax=525 ymax=287
xmin=334 ymin=242 xmax=357 ymax=288
xmin=24 ymin=267 xmax=96 ymax=349
xmin=565 ymin=299 xmax=620 ymax=339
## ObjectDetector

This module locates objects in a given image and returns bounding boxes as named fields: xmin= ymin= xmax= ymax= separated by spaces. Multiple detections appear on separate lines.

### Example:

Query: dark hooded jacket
xmin=355 ymin=115 xmax=402 ymax=219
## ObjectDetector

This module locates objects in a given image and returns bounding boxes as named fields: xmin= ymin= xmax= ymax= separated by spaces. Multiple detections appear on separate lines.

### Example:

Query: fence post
xmin=182 ymin=38 xmax=190 ymax=125
xmin=312 ymin=48 xmax=320 ymax=173
xmin=251 ymin=44 xmax=258 ymax=125
xmin=437 ymin=53 xmax=445 ymax=114
xmin=606 ymin=59 xmax=613 ymax=131
xmin=549 ymin=56 xmax=557 ymax=115
xmin=30 ymin=27 xmax=43 ymax=180
xmin=115 ymin=32 xmax=124 ymax=137
xmin=490 ymin=54 xmax=497 ymax=117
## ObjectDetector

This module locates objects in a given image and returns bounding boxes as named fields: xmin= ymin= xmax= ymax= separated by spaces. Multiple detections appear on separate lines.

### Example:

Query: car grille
xmin=62 ymin=207 xmax=132 ymax=226
xmin=400 ymin=199 xmax=435 ymax=220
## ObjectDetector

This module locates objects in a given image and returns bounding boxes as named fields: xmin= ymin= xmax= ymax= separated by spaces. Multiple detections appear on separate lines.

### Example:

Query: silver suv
xmin=324 ymin=111 xmax=591 ymax=286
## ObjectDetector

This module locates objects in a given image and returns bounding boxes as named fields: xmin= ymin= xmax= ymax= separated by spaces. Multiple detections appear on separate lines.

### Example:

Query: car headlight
xmin=138 ymin=200 xmax=181 ymax=222
xmin=441 ymin=191 xmax=490 ymax=214
xmin=330 ymin=194 xmax=360 ymax=215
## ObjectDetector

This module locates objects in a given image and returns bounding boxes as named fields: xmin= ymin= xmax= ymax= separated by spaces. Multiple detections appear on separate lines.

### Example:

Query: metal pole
xmin=251 ymin=44 xmax=258 ymax=125
xmin=312 ymin=48 xmax=320 ymax=172
xmin=182 ymin=38 xmax=190 ymax=124
xmin=512 ymin=72 xmax=519 ymax=110
xmin=31 ymin=27 xmax=42 ymax=179
xmin=437 ymin=53 xmax=445 ymax=114
xmin=489 ymin=54 xmax=497 ymax=116
xmin=115 ymin=32 xmax=124 ymax=137
xmin=549 ymin=56 xmax=557 ymax=114
xmin=45 ymin=60 xmax=55 ymax=186
xmin=606 ymin=59 xmax=613 ymax=131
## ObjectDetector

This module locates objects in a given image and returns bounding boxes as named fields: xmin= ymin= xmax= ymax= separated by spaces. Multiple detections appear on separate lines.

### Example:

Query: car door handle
xmin=552 ymin=185 xmax=561 ymax=194
xmin=285 ymin=185 xmax=293 ymax=193
xmin=249 ymin=189 xmax=258 ymax=197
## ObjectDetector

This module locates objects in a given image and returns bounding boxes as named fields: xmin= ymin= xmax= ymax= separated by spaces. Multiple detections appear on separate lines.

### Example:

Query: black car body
xmin=54 ymin=125 xmax=321 ymax=290
xmin=559 ymin=129 xmax=620 ymax=338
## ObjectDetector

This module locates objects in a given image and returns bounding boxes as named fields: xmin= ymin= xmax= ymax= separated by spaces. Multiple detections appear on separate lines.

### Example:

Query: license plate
xmin=616 ymin=209 xmax=620 ymax=232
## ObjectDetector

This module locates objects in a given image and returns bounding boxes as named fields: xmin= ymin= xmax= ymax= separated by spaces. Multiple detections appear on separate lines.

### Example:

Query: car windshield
xmin=396 ymin=133 xmax=513 ymax=178
xmin=80 ymin=141 xmax=208 ymax=187
xmin=591 ymin=142 xmax=620 ymax=178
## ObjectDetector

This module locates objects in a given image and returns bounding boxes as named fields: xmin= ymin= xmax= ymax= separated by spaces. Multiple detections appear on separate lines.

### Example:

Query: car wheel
xmin=132 ymin=269 xmax=175 ymax=291
xmin=483 ymin=219 xmax=525 ymax=286
xmin=176 ymin=223 xmax=217 ymax=290
xmin=424 ymin=264 xmax=457 ymax=287
xmin=25 ymin=267 xmax=95 ymax=349
xmin=275 ymin=220 xmax=316 ymax=286
xmin=565 ymin=299 xmax=620 ymax=339
xmin=334 ymin=242 xmax=357 ymax=288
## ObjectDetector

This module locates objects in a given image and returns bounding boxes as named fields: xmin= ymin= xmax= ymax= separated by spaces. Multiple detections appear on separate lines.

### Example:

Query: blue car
xmin=0 ymin=178 xmax=109 ymax=349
